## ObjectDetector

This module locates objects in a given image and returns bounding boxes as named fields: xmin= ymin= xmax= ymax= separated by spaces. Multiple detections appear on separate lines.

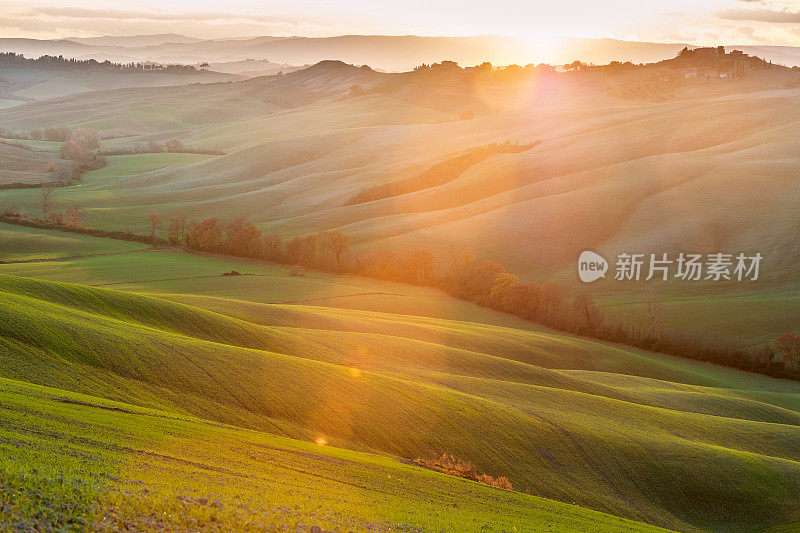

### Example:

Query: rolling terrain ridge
xmin=2 ymin=272 xmax=800 ymax=530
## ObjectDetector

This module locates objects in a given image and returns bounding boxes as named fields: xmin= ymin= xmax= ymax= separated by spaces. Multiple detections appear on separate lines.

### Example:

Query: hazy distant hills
xmin=3 ymin=35 xmax=800 ymax=71
xmin=67 ymin=34 xmax=204 ymax=47
xmin=0 ymin=63 xmax=243 ymax=103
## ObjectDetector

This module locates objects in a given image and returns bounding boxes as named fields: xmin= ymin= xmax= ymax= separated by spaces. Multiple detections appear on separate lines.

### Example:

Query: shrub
xmin=414 ymin=454 xmax=513 ymax=491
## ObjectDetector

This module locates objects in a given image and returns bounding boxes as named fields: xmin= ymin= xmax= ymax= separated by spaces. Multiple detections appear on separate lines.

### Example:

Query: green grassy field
xmin=597 ymin=290 xmax=800 ymax=348
xmin=4 ymin=138 xmax=62 ymax=151
xmin=1 ymin=230 xmax=796 ymax=348
xmin=84 ymin=153 xmax=220 ymax=181
xmin=1 ymin=63 xmax=799 ymax=532
xmin=0 ymin=248 xmax=549 ymax=328
xmin=0 ymin=222 xmax=145 ymax=262
xmin=1 ymin=378 xmax=664 ymax=532
xmin=0 ymin=152 xmax=218 ymax=228
xmin=3 ymin=268 xmax=800 ymax=531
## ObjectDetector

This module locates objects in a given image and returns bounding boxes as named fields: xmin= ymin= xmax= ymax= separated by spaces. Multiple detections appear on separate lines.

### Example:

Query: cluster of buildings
xmin=657 ymin=46 xmax=774 ymax=82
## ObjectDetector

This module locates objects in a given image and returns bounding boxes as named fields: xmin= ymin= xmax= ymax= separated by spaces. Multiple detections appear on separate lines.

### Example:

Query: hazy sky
xmin=2 ymin=0 xmax=799 ymax=45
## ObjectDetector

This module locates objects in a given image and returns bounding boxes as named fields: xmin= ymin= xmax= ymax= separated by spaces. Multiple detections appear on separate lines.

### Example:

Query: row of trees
xmin=410 ymin=60 xmax=641 ymax=75
xmin=6 ymin=198 xmax=797 ymax=379
xmin=150 ymin=214 xmax=353 ymax=269
xmin=99 ymin=139 xmax=223 ymax=156
xmin=0 ymin=53 xmax=201 ymax=72
xmin=141 ymin=213 xmax=797 ymax=377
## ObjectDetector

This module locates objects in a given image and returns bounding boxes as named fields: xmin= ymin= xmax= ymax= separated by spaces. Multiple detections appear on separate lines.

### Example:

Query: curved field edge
xmin=3 ymin=274 xmax=800 ymax=530
xmin=0 ymin=378 xmax=666 ymax=532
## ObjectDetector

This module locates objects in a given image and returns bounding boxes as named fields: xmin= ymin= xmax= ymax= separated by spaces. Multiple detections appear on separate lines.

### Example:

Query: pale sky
xmin=2 ymin=0 xmax=799 ymax=46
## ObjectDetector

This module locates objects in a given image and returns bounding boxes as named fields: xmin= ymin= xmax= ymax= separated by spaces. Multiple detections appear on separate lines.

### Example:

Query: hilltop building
xmin=656 ymin=46 xmax=776 ymax=81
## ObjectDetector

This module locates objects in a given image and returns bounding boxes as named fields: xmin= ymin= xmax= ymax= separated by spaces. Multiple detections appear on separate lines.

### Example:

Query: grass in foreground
xmin=3 ymin=273 xmax=800 ymax=531
xmin=0 ymin=378 xmax=664 ymax=532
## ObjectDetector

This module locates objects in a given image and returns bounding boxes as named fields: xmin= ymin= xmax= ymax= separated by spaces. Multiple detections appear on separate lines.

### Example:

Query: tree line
xmin=0 ymin=52 xmax=202 ymax=72
xmin=100 ymin=139 xmax=223 ymax=156
xmin=1 ymin=126 xmax=223 ymax=158
xmin=147 ymin=213 xmax=798 ymax=378
xmin=3 ymin=199 xmax=797 ymax=380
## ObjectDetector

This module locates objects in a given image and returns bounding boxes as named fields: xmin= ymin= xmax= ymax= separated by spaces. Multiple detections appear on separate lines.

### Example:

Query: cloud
xmin=29 ymin=7 xmax=289 ymax=24
xmin=717 ymin=7 xmax=800 ymax=23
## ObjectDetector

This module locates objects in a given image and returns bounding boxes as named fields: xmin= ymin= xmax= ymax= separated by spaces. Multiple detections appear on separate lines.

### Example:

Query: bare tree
xmin=322 ymin=230 xmax=350 ymax=265
xmin=165 ymin=139 xmax=184 ymax=152
xmin=262 ymin=232 xmax=282 ymax=261
xmin=571 ymin=291 xmax=604 ymax=333
xmin=37 ymin=185 xmax=55 ymax=220
xmin=148 ymin=211 xmax=161 ymax=246
xmin=642 ymin=291 xmax=665 ymax=340
xmin=299 ymin=234 xmax=318 ymax=265
xmin=407 ymin=249 xmax=434 ymax=285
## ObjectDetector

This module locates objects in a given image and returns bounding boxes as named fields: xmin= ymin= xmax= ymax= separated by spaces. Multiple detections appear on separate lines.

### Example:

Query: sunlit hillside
xmin=2 ymin=60 xmax=798 ymax=284
xmin=2 ymin=31 xmax=800 ymax=532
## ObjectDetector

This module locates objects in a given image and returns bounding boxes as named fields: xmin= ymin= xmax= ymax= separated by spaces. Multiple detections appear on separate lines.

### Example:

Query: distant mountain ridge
xmin=2 ymin=35 xmax=799 ymax=71
xmin=68 ymin=34 xmax=203 ymax=46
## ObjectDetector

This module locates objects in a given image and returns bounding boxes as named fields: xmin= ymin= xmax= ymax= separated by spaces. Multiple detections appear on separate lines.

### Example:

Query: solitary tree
xmin=571 ymin=292 xmax=604 ymax=333
xmin=347 ymin=85 xmax=364 ymax=98
xmin=148 ymin=211 xmax=161 ymax=246
xmin=642 ymin=291 xmax=665 ymax=340
xmin=37 ymin=185 xmax=55 ymax=220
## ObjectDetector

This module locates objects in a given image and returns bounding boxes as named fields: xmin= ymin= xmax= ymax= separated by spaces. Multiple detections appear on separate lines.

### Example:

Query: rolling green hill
xmin=2 ymin=271 xmax=800 ymax=531
xmin=0 ymin=222 xmax=145 ymax=261
xmin=1 ymin=57 xmax=799 ymax=532
xmin=2 ymin=378 xmax=667 ymax=532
